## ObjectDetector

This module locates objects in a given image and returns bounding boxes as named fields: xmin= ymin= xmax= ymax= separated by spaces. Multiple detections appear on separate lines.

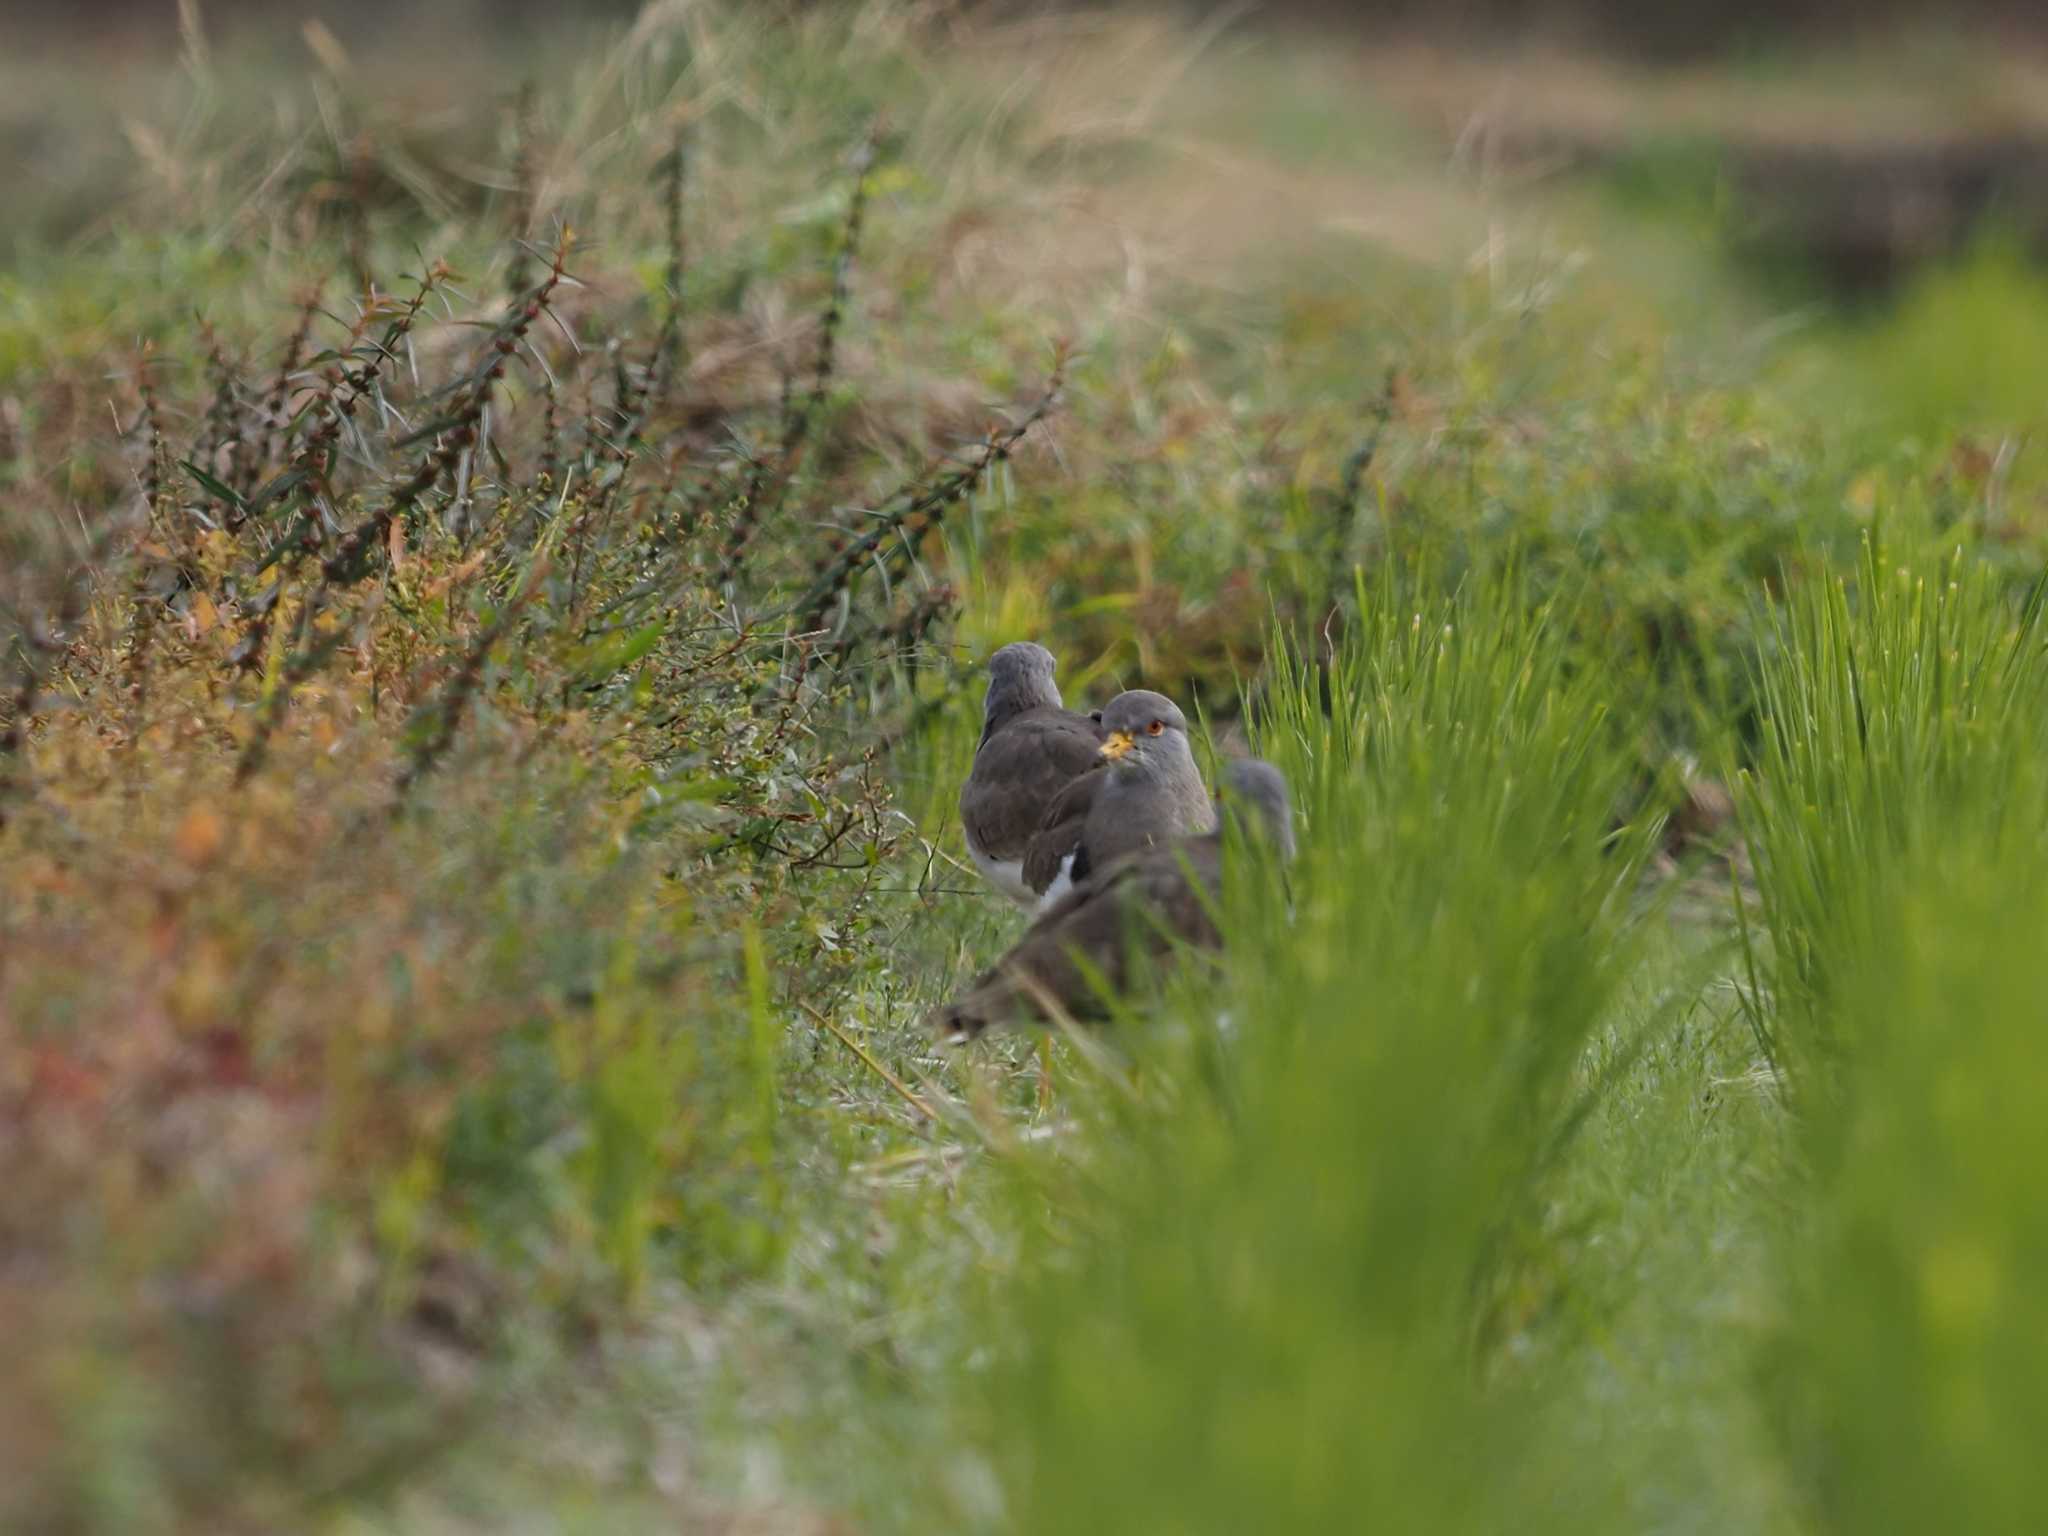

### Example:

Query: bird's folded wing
xmin=936 ymin=838 xmax=1224 ymax=1037
xmin=1020 ymin=765 xmax=1103 ymax=892
xmin=960 ymin=711 xmax=1105 ymax=862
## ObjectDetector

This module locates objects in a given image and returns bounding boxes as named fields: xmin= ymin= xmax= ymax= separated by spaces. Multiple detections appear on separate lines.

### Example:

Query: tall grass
xmin=1741 ymin=550 xmax=2048 ymax=1530
xmin=1737 ymin=542 xmax=2048 ymax=1077
xmin=945 ymin=576 xmax=1654 ymax=1533
xmin=1774 ymin=833 xmax=2048 ymax=1533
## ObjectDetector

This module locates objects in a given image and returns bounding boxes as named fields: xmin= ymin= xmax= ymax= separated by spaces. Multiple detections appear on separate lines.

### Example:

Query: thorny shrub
xmin=0 ymin=96 xmax=1060 ymax=1522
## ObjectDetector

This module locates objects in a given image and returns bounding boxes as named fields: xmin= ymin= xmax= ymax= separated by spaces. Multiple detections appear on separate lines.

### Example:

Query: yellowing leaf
xmin=172 ymin=805 xmax=226 ymax=868
xmin=424 ymin=550 xmax=490 ymax=597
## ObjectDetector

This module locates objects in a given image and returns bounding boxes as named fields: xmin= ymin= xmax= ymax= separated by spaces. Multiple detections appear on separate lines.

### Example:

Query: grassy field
xmin=5 ymin=4 xmax=2048 ymax=1531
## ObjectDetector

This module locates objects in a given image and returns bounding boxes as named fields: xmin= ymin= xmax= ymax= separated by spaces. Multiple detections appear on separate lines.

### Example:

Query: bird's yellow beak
xmin=1100 ymin=731 xmax=1134 ymax=761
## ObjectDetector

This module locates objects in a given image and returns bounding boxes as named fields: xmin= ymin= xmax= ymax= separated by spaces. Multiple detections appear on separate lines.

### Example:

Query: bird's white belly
xmin=1032 ymin=852 xmax=1078 ymax=914
xmin=970 ymin=845 xmax=1035 ymax=906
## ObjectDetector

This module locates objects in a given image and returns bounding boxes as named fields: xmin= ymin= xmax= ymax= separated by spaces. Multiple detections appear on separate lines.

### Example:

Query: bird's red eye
xmin=1147 ymin=720 xmax=1165 ymax=736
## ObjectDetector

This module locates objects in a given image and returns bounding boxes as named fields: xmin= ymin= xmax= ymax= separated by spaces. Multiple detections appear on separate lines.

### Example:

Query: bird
xmin=1020 ymin=689 xmax=1216 ymax=909
xmin=934 ymin=757 xmax=1296 ymax=1040
xmin=958 ymin=642 xmax=1106 ymax=905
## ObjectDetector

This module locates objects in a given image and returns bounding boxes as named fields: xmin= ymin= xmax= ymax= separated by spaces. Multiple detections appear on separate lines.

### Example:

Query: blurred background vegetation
xmin=4 ymin=1 xmax=2048 ymax=1531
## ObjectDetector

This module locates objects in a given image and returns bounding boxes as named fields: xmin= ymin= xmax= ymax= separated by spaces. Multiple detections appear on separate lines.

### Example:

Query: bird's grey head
xmin=1097 ymin=690 xmax=1194 ymax=775
xmin=982 ymin=641 xmax=1062 ymax=721
xmin=1217 ymin=758 xmax=1296 ymax=861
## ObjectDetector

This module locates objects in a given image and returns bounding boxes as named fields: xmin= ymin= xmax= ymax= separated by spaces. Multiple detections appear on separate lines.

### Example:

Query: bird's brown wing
xmin=1020 ymin=764 xmax=1106 ymax=893
xmin=959 ymin=708 xmax=1105 ymax=865
xmin=935 ymin=838 xmax=1223 ymax=1039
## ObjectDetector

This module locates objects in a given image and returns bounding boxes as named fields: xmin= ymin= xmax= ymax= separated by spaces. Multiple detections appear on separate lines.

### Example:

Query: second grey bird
xmin=959 ymin=642 xmax=1106 ymax=905
xmin=935 ymin=757 xmax=1296 ymax=1039
xmin=1022 ymin=689 xmax=1217 ymax=909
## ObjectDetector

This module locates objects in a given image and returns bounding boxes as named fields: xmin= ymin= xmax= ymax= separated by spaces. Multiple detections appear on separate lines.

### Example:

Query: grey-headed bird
xmin=936 ymin=758 xmax=1295 ymax=1040
xmin=958 ymin=642 xmax=1106 ymax=905
xmin=1021 ymin=689 xmax=1215 ymax=909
